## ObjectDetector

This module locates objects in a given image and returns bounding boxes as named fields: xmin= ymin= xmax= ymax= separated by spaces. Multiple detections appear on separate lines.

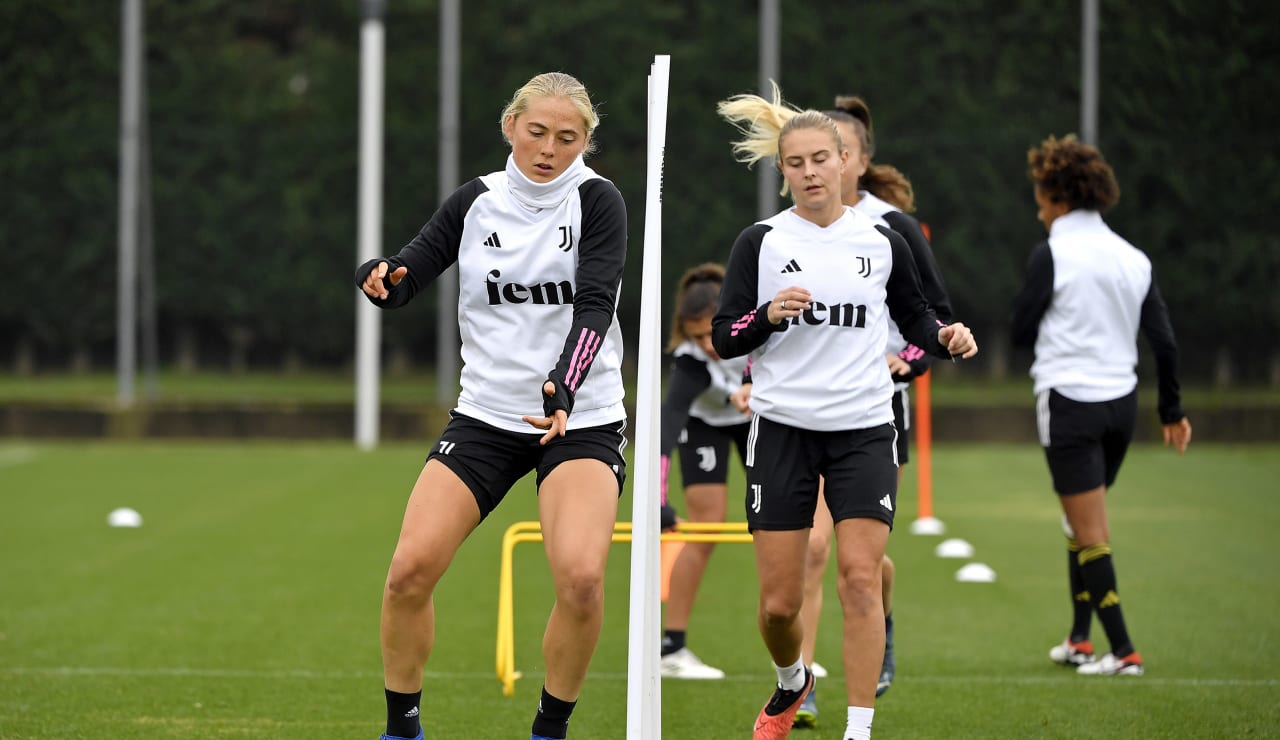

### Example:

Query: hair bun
xmin=833 ymin=95 xmax=872 ymax=132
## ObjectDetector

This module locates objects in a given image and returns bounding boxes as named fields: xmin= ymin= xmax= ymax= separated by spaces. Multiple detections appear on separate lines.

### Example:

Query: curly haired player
xmin=1012 ymin=134 xmax=1192 ymax=678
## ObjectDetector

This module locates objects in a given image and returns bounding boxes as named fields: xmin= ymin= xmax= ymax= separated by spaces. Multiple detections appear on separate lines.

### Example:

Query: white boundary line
xmin=4 ymin=666 xmax=1275 ymax=688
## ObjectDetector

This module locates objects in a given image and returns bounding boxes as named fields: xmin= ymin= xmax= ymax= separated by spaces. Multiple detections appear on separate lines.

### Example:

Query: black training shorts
xmin=1036 ymin=388 xmax=1137 ymax=495
xmin=427 ymin=411 xmax=627 ymax=519
xmin=676 ymin=416 xmax=751 ymax=487
xmin=743 ymin=414 xmax=899 ymax=531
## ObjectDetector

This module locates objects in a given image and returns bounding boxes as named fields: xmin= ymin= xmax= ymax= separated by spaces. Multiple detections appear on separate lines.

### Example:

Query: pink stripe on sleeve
xmin=660 ymin=454 xmax=670 ymax=504
xmin=899 ymin=344 xmax=926 ymax=362
xmin=730 ymin=310 xmax=757 ymax=337
xmin=566 ymin=330 xmax=602 ymax=392
xmin=565 ymin=328 xmax=591 ymax=389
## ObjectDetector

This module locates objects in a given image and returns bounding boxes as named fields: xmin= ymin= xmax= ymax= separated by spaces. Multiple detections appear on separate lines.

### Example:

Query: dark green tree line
xmin=1 ymin=0 xmax=1276 ymax=382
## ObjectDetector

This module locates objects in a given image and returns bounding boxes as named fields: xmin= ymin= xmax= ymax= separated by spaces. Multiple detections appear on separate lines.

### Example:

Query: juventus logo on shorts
xmin=750 ymin=483 xmax=762 ymax=513
xmin=696 ymin=446 xmax=716 ymax=472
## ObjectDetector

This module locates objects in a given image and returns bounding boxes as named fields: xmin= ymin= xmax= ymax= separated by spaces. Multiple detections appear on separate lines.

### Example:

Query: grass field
xmin=1 ymin=442 xmax=1278 ymax=739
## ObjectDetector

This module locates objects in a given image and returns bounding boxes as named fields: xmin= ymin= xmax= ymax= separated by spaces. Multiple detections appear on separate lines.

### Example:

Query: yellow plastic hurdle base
xmin=494 ymin=520 xmax=752 ymax=696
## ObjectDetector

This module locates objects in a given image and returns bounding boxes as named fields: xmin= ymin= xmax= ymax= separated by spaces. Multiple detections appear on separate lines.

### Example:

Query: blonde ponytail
xmin=717 ymin=81 xmax=845 ymax=196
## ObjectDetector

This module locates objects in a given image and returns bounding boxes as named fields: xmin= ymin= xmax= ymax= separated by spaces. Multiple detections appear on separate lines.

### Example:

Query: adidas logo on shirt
xmin=780 ymin=258 xmax=802 ymax=273
xmin=483 ymin=231 xmax=503 ymax=248
xmin=879 ymin=494 xmax=894 ymax=511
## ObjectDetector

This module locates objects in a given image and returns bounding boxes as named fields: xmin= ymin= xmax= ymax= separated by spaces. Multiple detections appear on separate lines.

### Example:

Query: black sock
xmin=661 ymin=629 xmax=686 ymax=656
xmin=531 ymin=686 xmax=576 ymax=739
xmin=1066 ymin=538 xmax=1092 ymax=642
xmin=1078 ymin=544 xmax=1135 ymax=657
xmin=384 ymin=688 xmax=421 ymax=739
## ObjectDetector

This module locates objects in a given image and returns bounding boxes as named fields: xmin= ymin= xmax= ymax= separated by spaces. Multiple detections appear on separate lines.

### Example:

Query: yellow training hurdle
xmin=495 ymin=519 xmax=754 ymax=696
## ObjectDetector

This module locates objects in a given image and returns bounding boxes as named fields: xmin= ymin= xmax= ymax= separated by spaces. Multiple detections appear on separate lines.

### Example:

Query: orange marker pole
xmin=915 ymin=369 xmax=933 ymax=521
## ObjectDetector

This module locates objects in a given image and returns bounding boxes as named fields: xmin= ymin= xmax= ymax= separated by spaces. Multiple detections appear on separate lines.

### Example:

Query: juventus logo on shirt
xmin=856 ymin=256 xmax=872 ymax=278
xmin=557 ymin=225 xmax=574 ymax=252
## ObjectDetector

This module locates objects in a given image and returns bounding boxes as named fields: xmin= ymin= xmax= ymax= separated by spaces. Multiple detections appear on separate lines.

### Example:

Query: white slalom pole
xmin=626 ymin=54 xmax=669 ymax=739
xmin=354 ymin=0 xmax=386 ymax=450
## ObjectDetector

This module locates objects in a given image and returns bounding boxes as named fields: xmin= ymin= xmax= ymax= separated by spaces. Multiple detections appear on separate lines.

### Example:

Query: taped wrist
xmin=354 ymin=258 xmax=399 ymax=292
xmin=542 ymin=376 xmax=575 ymax=418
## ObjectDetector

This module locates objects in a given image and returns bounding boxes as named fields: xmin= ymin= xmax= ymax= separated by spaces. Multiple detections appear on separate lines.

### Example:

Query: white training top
xmin=671 ymin=340 xmax=751 ymax=427
xmin=852 ymin=193 xmax=910 ymax=357
xmin=359 ymin=159 xmax=627 ymax=432
xmin=713 ymin=207 xmax=950 ymax=432
xmin=1026 ymin=209 xmax=1152 ymax=402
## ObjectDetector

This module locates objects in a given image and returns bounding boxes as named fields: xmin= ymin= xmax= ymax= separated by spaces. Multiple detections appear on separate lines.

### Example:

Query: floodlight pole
xmin=435 ymin=0 xmax=460 ymax=403
xmin=138 ymin=30 xmax=158 ymax=401
xmin=757 ymin=0 xmax=780 ymax=219
xmin=355 ymin=0 xmax=387 ymax=449
xmin=116 ymin=0 xmax=142 ymax=406
xmin=1081 ymin=0 xmax=1099 ymax=145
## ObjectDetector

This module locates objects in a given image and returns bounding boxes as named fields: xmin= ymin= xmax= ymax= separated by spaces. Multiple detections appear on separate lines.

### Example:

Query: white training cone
xmin=107 ymin=507 xmax=143 ymax=528
xmin=934 ymin=538 xmax=974 ymax=558
xmin=955 ymin=562 xmax=996 ymax=583
xmin=910 ymin=516 xmax=946 ymax=535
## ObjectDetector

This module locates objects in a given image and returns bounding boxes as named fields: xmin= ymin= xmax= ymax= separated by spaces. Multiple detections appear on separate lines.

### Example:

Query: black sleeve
xmin=659 ymin=355 xmax=713 ymax=458
xmin=892 ymin=343 xmax=932 ymax=382
xmin=712 ymin=224 xmax=787 ymax=358
xmin=884 ymin=211 xmax=953 ymax=323
xmin=353 ymin=178 xmax=487 ymax=309
xmin=1138 ymin=272 xmax=1185 ymax=424
xmin=542 ymin=179 xmax=628 ymax=417
xmin=1010 ymin=240 xmax=1054 ymax=348
xmin=658 ymin=355 xmax=713 ymax=523
xmin=881 ymin=226 xmax=950 ymax=359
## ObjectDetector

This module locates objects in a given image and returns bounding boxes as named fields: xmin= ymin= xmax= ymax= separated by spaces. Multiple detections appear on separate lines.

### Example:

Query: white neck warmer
xmin=505 ymin=154 xmax=587 ymax=213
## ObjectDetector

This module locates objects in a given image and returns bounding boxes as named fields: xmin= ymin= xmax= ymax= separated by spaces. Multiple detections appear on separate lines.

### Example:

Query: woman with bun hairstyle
xmin=657 ymin=262 xmax=753 ymax=680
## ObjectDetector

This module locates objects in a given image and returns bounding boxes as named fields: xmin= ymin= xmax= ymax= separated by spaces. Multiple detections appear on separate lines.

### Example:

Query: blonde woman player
xmin=712 ymin=84 xmax=976 ymax=740
xmin=357 ymin=72 xmax=628 ymax=740
xmin=794 ymin=94 xmax=955 ymax=726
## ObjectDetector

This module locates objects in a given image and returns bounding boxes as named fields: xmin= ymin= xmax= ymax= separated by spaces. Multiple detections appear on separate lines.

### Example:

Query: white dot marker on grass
xmin=934 ymin=538 xmax=974 ymax=558
xmin=910 ymin=516 xmax=945 ymax=535
xmin=107 ymin=508 xmax=143 ymax=528
xmin=955 ymin=562 xmax=996 ymax=583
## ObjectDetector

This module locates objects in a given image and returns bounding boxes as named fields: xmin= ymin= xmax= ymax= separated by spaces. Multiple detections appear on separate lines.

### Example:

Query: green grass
xmin=1 ymin=442 xmax=1278 ymax=738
